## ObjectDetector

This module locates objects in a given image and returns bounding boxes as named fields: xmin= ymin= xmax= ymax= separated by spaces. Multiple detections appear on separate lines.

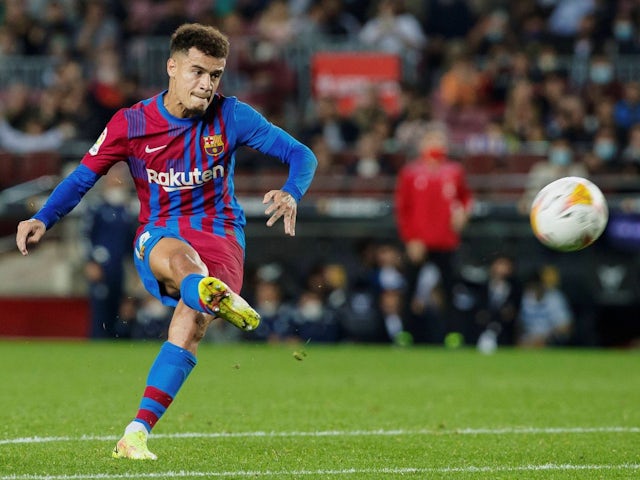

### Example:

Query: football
xmin=529 ymin=176 xmax=608 ymax=252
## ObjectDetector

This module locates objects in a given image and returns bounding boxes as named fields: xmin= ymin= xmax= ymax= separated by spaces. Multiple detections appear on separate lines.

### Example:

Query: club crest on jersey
xmin=203 ymin=134 xmax=224 ymax=156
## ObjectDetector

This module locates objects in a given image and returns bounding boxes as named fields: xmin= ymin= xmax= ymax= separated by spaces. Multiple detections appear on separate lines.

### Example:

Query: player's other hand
xmin=16 ymin=218 xmax=46 ymax=255
xmin=263 ymin=190 xmax=297 ymax=236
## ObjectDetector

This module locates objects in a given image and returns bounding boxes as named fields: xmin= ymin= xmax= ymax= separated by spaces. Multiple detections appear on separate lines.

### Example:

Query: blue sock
xmin=180 ymin=273 xmax=205 ymax=312
xmin=133 ymin=341 xmax=197 ymax=432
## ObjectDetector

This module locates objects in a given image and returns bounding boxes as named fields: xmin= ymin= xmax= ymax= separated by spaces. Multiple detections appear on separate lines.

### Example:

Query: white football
xmin=530 ymin=176 xmax=608 ymax=252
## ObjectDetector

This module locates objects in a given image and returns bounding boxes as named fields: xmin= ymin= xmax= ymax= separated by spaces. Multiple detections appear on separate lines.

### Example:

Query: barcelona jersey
xmin=79 ymin=91 xmax=315 ymax=250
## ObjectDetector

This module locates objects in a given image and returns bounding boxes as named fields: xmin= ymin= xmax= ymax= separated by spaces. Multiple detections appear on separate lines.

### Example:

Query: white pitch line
xmin=1 ymin=464 xmax=640 ymax=480
xmin=0 ymin=426 xmax=638 ymax=446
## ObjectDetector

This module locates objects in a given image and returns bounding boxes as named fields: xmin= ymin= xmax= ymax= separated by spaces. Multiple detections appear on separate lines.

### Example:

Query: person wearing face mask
xmin=583 ymin=55 xmax=623 ymax=110
xmin=613 ymin=15 xmax=639 ymax=54
xmin=591 ymin=127 xmax=620 ymax=169
xmin=395 ymin=123 xmax=473 ymax=342
xmin=292 ymin=289 xmax=341 ymax=343
xmin=82 ymin=163 xmax=137 ymax=339
xmin=518 ymin=137 xmax=588 ymax=214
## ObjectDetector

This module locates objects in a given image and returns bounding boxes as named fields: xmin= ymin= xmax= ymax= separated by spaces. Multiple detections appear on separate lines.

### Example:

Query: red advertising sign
xmin=311 ymin=52 xmax=402 ymax=116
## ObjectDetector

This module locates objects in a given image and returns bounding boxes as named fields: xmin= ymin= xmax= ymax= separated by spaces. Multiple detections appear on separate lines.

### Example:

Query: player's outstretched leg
xmin=112 ymin=342 xmax=197 ymax=460
xmin=112 ymin=430 xmax=157 ymax=460
xmin=181 ymin=274 xmax=260 ymax=331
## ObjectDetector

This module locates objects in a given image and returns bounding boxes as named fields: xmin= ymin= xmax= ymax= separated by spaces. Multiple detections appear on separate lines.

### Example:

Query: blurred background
xmin=1 ymin=0 xmax=639 ymax=349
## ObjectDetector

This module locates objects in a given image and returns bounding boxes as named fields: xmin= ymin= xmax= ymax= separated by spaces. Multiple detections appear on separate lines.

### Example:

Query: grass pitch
xmin=0 ymin=340 xmax=638 ymax=479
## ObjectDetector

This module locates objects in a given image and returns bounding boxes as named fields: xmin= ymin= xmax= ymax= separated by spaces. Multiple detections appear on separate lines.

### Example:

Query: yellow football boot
xmin=112 ymin=431 xmax=157 ymax=460
xmin=198 ymin=277 xmax=261 ymax=331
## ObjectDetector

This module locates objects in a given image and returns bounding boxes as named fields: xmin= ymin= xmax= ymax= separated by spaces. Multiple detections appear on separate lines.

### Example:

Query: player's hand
xmin=16 ymin=218 xmax=46 ymax=256
xmin=263 ymin=190 xmax=297 ymax=236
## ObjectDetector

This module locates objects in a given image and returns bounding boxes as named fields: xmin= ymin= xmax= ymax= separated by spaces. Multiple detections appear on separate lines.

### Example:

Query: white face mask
xmin=103 ymin=187 xmax=128 ymax=206
xmin=300 ymin=301 xmax=323 ymax=321
xmin=258 ymin=302 xmax=278 ymax=317
xmin=357 ymin=158 xmax=380 ymax=178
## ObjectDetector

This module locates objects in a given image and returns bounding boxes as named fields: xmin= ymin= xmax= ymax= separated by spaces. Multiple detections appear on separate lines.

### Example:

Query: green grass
xmin=0 ymin=341 xmax=638 ymax=479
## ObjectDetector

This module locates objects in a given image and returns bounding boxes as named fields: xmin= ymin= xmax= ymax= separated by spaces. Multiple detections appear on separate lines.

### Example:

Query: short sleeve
xmin=81 ymin=109 xmax=129 ymax=176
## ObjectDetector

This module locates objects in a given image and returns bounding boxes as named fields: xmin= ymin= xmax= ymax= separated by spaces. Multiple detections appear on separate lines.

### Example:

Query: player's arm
xmin=16 ymin=165 xmax=100 ymax=255
xmin=234 ymin=101 xmax=318 ymax=236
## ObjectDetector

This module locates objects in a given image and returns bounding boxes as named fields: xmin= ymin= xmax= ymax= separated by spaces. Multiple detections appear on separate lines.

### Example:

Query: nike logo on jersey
xmin=147 ymin=166 xmax=225 ymax=192
xmin=145 ymin=144 xmax=168 ymax=153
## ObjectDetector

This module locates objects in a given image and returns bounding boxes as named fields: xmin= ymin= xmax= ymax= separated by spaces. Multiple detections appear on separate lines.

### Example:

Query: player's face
xmin=166 ymin=47 xmax=226 ymax=118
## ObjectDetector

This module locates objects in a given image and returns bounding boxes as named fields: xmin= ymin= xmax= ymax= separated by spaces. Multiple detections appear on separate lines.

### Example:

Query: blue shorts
xmin=133 ymin=225 xmax=245 ymax=307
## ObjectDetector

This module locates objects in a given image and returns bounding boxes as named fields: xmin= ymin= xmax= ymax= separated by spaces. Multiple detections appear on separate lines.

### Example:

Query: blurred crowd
xmin=2 ymin=0 xmax=640 ymax=347
xmin=3 ymin=0 xmax=640 ymax=180
xmin=105 ymin=236 xmax=579 ymax=349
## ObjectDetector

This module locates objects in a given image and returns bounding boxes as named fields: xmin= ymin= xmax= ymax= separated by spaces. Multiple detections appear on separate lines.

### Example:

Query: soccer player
xmin=15 ymin=23 xmax=317 ymax=460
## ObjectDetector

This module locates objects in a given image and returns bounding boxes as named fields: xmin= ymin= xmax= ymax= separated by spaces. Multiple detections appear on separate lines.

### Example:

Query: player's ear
xmin=167 ymin=57 xmax=176 ymax=78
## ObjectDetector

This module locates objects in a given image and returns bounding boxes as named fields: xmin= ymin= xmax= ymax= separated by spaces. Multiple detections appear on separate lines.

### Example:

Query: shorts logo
xmin=135 ymin=231 xmax=152 ymax=260
xmin=89 ymin=128 xmax=107 ymax=156
xmin=203 ymin=135 xmax=224 ymax=156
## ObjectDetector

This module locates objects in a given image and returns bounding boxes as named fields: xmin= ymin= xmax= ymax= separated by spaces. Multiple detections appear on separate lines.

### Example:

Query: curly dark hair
xmin=170 ymin=23 xmax=230 ymax=59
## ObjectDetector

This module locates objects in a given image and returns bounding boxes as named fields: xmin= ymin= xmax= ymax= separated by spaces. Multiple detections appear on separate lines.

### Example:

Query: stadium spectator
xmin=346 ymin=130 xmax=388 ymax=178
xmin=546 ymin=94 xmax=592 ymax=147
xmin=482 ymin=48 xmax=531 ymax=111
xmin=502 ymin=79 xmax=540 ymax=146
xmin=547 ymin=0 xmax=596 ymax=40
xmin=308 ymin=134 xmax=339 ymax=175
xmin=255 ymin=0 xmax=301 ymax=53
xmin=305 ymin=0 xmax=361 ymax=38
xmin=436 ymin=45 xmax=485 ymax=112
xmin=0 ymin=117 xmax=75 ymax=154
xmin=3 ymin=0 xmax=45 ymax=55
xmin=568 ymin=11 xmax=598 ymax=58
xmin=406 ymin=251 xmax=444 ymax=344
xmin=621 ymin=122 xmax=640 ymax=171
xmin=395 ymin=122 xmax=473 ymax=339
xmin=85 ymin=49 xmax=131 ymax=134
xmin=16 ymin=23 xmax=317 ymax=461
xmin=243 ymin=279 xmax=296 ymax=343
xmin=612 ymin=10 xmax=639 ymax=54
xmin=518 ymin=137 xmax=588 ymax=214
xmin=339 ymin=276 xmax=389 ymax=343
xmin=465 ymin=117 xmax=509 ymax=157
xmin=301 ymin=96 xmax=359 ymax=154
xmin=590 ymin=126 xmax=621 ymax=170
xmin=392 ymin=85 xmax=432 ymax=154
xmin=473 ymin=254 xmax=522 ymax=346
xmin=581 ymin=54 xmax=623 ymax=108
xmin=379 ymin=287 xmax=407 ymax=343
xmin=467 ymin=9 xmax=513 ymax=56
xmin=533 ymin=44 xmax=563 ymax=78
xmin=359 ymin=0 xmax=426 ymax=79
xmin=131 ymin=294 xmax=173 ymax=340
xmin=74 ymin=0 xmax=122 ymax=55
xmin=39 ymin=0 xmax=76 ymax=58
xmin=291 ymin=289 xmax=341 ymax=342
xmin=517 ymin=265 xmax=574 ymax=348
xmin=588 ymin=95 xmax=617 ymax=136
xmin=359 ymin=0 xmax=426 ymax=55
xmin=82 ymin=163 xmax=137 ymax=339
xmin=613 ymin=81 xmax=640 ymax=136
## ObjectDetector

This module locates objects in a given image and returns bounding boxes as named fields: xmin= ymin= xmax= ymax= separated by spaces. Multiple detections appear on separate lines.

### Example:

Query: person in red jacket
xmin=395 ymin=123 xmax=473 ymax=343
